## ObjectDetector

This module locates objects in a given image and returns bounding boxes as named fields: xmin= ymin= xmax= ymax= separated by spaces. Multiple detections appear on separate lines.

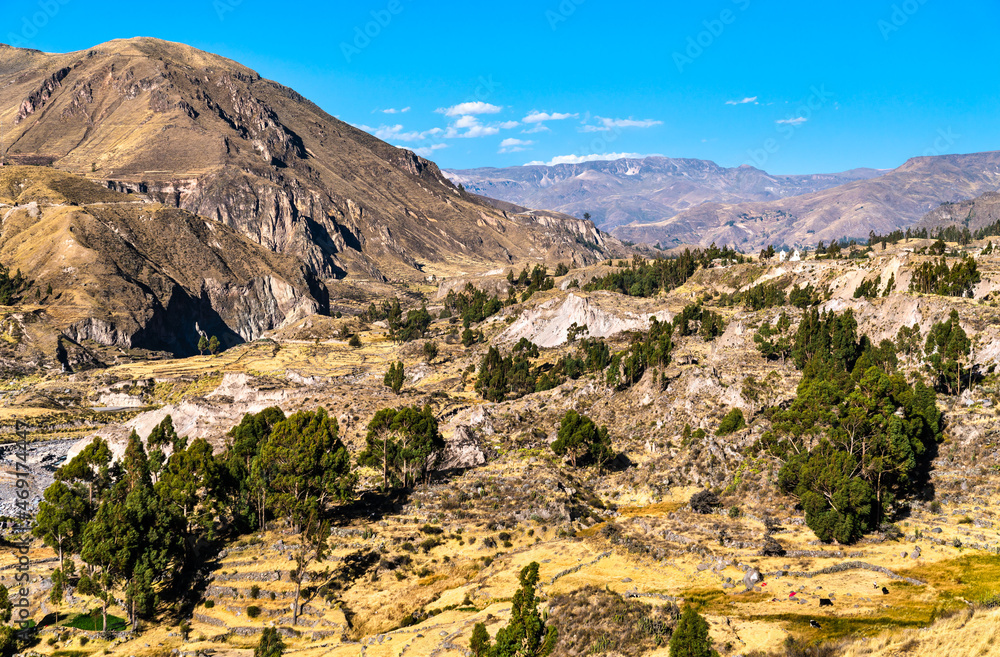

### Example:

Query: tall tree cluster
xmin=358 ymin=405 xmax=442 ymax=489
xmin=760 ymin=309 xmax=944 ymax=544
xmin=35 ymin=405 xmax=364 ymax=629
xmin=585 ymin=245 xmax=744 ymax=299
xmin=909 ymin=256 xmax=980 ymax=297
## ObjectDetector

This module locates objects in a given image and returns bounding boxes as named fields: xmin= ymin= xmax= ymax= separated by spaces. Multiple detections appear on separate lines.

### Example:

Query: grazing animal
xmin=810 ymin=620 xmax=821 ymax=628
xmin=882 ymin=587 xmax=890 ymax=595
xmin=819 ymin=598 xmax=833 ymax=607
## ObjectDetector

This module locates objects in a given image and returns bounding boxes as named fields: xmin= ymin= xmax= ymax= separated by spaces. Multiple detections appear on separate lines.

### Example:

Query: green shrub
xmin=716 ymin=409 xmax=746 ymax=436
xmin=246 ymin=606 xmax=261 ymax=619
xmin=669 ymin=605 xmax=718 ymax=657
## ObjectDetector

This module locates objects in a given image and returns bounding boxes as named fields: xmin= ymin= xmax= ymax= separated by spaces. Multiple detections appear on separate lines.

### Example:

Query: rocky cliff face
xmin=0 ymin=38 xmax=627 ymax=282
xmin=916 ymin=191 xmax=1000 ymax=234
xmin=0 ymin=166 xmax=324 ymax=356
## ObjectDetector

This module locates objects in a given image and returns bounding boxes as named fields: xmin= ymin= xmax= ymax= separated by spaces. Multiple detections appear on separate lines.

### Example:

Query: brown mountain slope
xmin=612 ymin=152 xmax=1000 ymax=250
xmin=916 ymin=191 xmax=1000 ymax=234
xmin=0 ymin=166 xmax=323 ymax=356
xmin=0 ymin=38 xmax=622 ymax=282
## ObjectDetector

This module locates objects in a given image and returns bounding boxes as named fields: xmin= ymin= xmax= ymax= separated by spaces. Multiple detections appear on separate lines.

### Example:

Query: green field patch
xmin=745 ymin=610 xmax=933 ymax=644
xmin=63 ymin=609 xmax=127 ymax=632
xmin=680 ymin=587 xmax=746 ymax=614
xmin=900 ymin=553 xmax=1000 ymax=603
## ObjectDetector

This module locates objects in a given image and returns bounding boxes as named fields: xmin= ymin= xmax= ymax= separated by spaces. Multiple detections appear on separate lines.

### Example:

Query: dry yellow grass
xmin=837 ymin=607 xmax=1000 ymax=657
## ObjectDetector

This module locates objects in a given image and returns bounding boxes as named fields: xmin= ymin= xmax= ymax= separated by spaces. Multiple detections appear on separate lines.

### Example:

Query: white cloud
xmin=498 ymin=120 xmax=520 ymax=129
xmin=776 ymin=117 xmax=808 ymax=125
xmin=360 ymin=124 xmax=441 ymax=142
xmin=379 ymin=107 xmax=411 ymax=114
xmin=461 ymin=125 xmax=500 ymax=138
xmin=523 ymin=124 xmax=551 ymax=134
xmin=499 ymin=138 xmax=534 ymax=153
xmin=454 ymin=115 xmax=480 ymax=129
xmin=522 ymin=111 xmax=578 ymax=123
xmin=407 ymin=144 xmax=448 ymax=157
xmin=725 ymin=96 xmax=758 ymax=105
xmin=525 ymin=152 xmax=656 ymax=166
xmin=436 ymin=102 xmax=503 ymax=117
xmin=438 ymin=114 xmax=508 ymax=139
xmin=444 ymin=123 xmax=500 ymax=139
xmin=581 ymin=117 xmax=663 ymax=132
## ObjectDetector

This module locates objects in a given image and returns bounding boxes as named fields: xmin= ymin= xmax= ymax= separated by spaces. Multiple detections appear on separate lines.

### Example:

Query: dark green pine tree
xmin=223 ymin=407 xmax=286 ymax=532
xmin=0 ymin=584 xmax=13 ymax=657
xmin=359 ymin=405 xmax=443 ymax=489
xmin=146 ymin=415 xmax=181 ymax=484
xmin=551 ymin=410 xmax=613 ymax=470
xmin=156 ymin=437 xmax=219 ymax=540
xmin=924 ymin=309 xmax=971 ymax=395
xmin=485 ymin=562 xmax=557 ymax=657
xmin=56 ymin=436 xmax=113 ymax=509
xmin=669 ymin=605 xmax=719 ymax=657
xmin=255 ymin=626 xmax=285 ymax=657
xmin=81 ymin=431 xmax=185 ymax=629
xmin=33 ymin=480 xmax=85 ymax=565
xmin=384 ymin=361 xmax=405 ymax=395
xmin=470 ymin=622 xmax=491 ymax=657
xmin=256 ymin=408 xmax=355 ymax=530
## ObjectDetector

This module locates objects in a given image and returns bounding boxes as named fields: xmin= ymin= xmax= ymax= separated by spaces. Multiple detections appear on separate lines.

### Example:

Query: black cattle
xmin=819 ymin=598 xmax=833 ymax=607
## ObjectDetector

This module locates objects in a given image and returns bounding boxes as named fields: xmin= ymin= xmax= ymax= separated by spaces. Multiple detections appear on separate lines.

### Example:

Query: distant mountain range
xmin=445 ymin=158 xmax=884 ymax=231
xmin=447 ymin=153 xmax=1000 ymax=250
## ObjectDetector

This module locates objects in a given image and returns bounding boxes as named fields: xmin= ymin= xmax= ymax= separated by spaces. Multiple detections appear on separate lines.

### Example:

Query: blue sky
xmin=6 ymin=0 xmax=998 ymax=174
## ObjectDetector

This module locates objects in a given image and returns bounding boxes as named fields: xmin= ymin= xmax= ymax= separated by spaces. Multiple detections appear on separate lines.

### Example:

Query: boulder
xmin=431 ymin=426 xmax=488 ymax=472
xmin=761 ymin=536 xmax=787 ymax=557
